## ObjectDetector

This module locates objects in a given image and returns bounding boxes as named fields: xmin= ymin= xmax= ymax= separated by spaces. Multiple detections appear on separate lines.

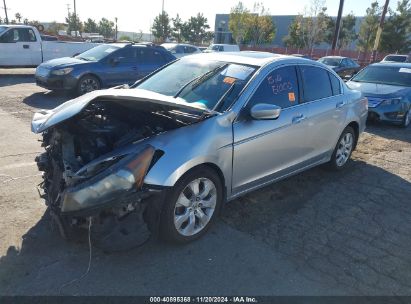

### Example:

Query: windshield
xmin=384 ymin=55 xmax=407 ymax=62
xmin=75 ymin=44 xmax=120 ymax=61
xmin=136 ymin=59 xmax=257 ymax=111
xmin=351 ymin=65 xmax=411 ymax=87
xmin=0 ymin=26 xmax=7 ymax=36
xmin=318 ymin=58 xmax=341 ymax=66
xmin=208 ymin=45 xmax=223 ymax=51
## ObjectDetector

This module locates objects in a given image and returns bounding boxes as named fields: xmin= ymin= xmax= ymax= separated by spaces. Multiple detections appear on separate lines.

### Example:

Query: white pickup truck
xmin=0 ymin=25 xmax=98 ymax=67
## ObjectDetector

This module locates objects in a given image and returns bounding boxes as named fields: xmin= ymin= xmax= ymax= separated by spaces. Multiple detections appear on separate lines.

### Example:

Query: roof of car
xmin=183 ymin=51 xmax=313 ymax=67
xmin=371 ymin=62 xmax=411 ymax=68
xmin=320 ymin=56 xmax=346 ymax=59
xmin=385 ymin=54 xmax=409 ymax=57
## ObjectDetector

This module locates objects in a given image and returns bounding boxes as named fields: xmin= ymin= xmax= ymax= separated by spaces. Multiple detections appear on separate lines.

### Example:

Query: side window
xmin=328 ymin=72 xmax=341 ymax=95
xmin=113 ymin=47 xmax=136 ymax=64
xmin=137 ymin=49 xmax=166 ymax=64
xmin=28 ymin=29 xmax=37 ymax=42
xmin=300 ymin=66 xmax=333 ymax=102
xmin=248 ymin=66 xmax=299 ymax=109
xmin=16 ymin=29 xmax=36 ymax=42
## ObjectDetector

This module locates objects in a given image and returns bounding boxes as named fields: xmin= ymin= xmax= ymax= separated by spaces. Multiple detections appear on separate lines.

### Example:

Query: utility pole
xmin=162 ymin=0 xmax=164 ymax=13
xmin=2 ymin=0 xmax=9 ymax=24
xmin=331 ymin=0 xmax=344 ymax=54
xmin=66 ymin=3 xmax=71 ymax=18
xmin=115 ymin=17 xmax=118 ymax=41
xmin=73 ymin=0 xmax=77 ymax=37
xmin=370 ymin=0 xmax=390 ymax=63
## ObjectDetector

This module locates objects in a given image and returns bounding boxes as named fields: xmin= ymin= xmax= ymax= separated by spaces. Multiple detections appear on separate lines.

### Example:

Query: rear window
xmin=384 ymin=55 xmax=407 ymax=62
xmin=300 ymin=66 xmax=333 ymax=101
xmin=351 ymin=65 xmax=411 ymax=87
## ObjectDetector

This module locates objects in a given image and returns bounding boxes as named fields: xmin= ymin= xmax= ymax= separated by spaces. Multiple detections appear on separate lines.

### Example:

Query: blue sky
xmin=2 ymin=0 xmax=395 ymax=33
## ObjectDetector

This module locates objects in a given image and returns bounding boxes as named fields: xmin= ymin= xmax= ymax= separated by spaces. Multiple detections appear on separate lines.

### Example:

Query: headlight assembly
xmin=51 ymin=67 xmax=74 ymax=75
xmin=61 ymin=145 xmax=156 ymax=212
xmin=380 ymin=98 xmax=401 ymax=106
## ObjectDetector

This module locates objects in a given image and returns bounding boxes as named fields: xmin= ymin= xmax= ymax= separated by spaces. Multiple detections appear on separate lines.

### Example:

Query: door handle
xmin=292 ymin=114 xmax=306 ymax=124
xmin=23 ymin=44 xmax=29 ymax=49
xmin=336 ymin=101 xmax=346 ymax=108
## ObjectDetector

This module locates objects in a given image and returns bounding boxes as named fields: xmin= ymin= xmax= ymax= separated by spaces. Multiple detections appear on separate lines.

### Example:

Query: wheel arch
xmin=78 ymin=73 xmax=103 ymax=87
xmin=346 ymin=121 xmax=359 ymax=149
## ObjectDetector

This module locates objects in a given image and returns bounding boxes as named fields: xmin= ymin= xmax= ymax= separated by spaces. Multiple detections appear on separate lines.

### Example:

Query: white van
xmin=205 ymin=44 xmax=240 ymax=52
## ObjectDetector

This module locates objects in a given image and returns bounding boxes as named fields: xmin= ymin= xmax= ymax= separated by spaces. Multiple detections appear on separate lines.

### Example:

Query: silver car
xmin=31 ymin=52 xmax=368 ymax=249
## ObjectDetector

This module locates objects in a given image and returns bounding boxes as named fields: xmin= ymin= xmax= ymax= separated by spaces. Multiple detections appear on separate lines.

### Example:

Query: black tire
xmin=401 ymin=110 xmax=411 ymax=128
xmin=327 ymin=126 xmax=356 ymax=171
xmin=76 ymin=75 xmax=100 ymax=95
xmin=160 ymin=166 xmax=223 ymax=244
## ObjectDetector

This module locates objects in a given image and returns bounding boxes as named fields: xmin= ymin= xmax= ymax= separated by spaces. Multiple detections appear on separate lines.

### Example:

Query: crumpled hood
xmin=31 ymin=88 xmax=212 ymax=133
xmin=346 ymin=81 xmax=410 ymax=97
xmin=39 ymin=57 xmax=89 ymax=69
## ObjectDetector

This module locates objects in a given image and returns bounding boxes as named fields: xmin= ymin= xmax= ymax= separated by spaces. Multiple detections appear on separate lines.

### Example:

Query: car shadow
xmin=22 ymin=92 xmax=71 ymax=110
xmin=365 ymin=122 xmax=411 ymax=143
xmin=1 ymin=160 xmax=410 ymax=295
xmin=0 ymin=75 xmax=35 ymax=87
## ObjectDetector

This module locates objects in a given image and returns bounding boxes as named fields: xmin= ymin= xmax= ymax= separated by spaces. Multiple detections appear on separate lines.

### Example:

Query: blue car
xmin=35 ymin=43 xmax=176 ymax=95
xmin=347 ymin=62 xmax=411 ymax=128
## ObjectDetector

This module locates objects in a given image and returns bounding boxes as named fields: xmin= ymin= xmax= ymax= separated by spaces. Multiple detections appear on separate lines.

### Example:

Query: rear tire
xmin=327 ymin=126 xmax=356 ymax=171
xmin=160 ymin=167 xmax=223 ymax=244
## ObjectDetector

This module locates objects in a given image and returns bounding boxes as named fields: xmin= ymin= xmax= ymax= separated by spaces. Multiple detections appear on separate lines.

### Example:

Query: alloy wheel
xmin=336 ymin=132 xmax=353 ymax=167
xmin=173 ymin=178 xmax=217 ymax=236
xmin=80 ymin=78 xmax=99 ymax=94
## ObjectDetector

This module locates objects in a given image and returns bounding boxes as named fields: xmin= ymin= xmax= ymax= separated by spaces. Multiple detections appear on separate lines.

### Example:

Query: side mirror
xmin=250 ymin=103 xmax=281 ymax=120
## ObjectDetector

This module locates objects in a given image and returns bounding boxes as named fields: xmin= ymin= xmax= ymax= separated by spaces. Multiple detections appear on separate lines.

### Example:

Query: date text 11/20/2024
xmin=149 ymin=297 xmax=258 ymax=303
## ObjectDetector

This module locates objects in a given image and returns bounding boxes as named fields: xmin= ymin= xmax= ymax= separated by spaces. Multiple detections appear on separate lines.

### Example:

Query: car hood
xmin=346 ymin=81 xmax=410 ymax=97
xmin=39 ymin=57 xmax=90 ymax=69
xmin=31 ymin=88 xmax=214 ymax=133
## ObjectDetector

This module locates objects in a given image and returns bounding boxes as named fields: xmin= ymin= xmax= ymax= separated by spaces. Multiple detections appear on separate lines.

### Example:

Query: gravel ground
xmin=0 ymin=72 xmax=410 ymax=296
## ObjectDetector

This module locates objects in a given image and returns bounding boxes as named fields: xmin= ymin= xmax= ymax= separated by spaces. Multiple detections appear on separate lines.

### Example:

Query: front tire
xmin=77 ymin=75 xmax=100 ymax=95
xmin=328 ymin=126 xmax=356 ymax=170
xmin=160 ymin=167 xmax=223 ymax=244
xmin=401 ymin=110 xmax=411 ymax=128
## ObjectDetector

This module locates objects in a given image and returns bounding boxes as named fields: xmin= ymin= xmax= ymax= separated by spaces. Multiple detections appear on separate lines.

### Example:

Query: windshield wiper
xmin=174 ymin=64 xmax=228 ymax=98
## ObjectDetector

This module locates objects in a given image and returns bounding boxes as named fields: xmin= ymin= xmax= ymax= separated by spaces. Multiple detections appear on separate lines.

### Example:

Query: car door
xmin=0 ymin=28 xmax=40 ymax=66
xmin=136 ymin=48 xmax=167 ymax=78
xmin=232 ymin=65 xmax=311 ymax=195
xmin=102 ymin=47 xmax=138 ymax=86
xmin=300 ymin=65 xmax=348 ymax=159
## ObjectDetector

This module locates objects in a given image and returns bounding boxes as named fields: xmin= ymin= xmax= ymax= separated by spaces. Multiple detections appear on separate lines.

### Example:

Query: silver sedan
xmin=32 ymin=52 xmax=368 ymax=249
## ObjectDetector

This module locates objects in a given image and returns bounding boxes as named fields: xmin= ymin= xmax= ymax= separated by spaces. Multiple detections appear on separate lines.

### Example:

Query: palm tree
xmin=15 ymin=13 xmax=22 ymax=23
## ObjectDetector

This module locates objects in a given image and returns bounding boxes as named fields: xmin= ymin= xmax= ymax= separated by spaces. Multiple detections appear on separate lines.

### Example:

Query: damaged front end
xmin=32 ymin=90 xmax=209 ymax=250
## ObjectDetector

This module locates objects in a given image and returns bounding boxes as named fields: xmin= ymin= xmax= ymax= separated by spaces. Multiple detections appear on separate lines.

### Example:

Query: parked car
xmin=204 ymin=44 xmax=240 ymax=52
xmin=381 ymin=54 xmax=411 ymax=63
xmin=35 ymin=43 xmax=176 ymax=95
xmin=31 ymin=52 xmax=367 ymax=249
xmin=161 ymin=43 xmax=201 ymax=58
xmin=291 ymin=54 xmax=312 ymax=60
xmin=347 ymin=62 xmax=411 ymax=127
xmin=318 ymin=56 xmax=361 ymax=79
xmin=0 ymin=25 xmax=98 ymax=67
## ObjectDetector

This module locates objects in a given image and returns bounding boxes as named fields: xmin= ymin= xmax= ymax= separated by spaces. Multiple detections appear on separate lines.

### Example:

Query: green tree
xmin=84 ymin=18 xmax=99 ymax=33
xmin=357 ymin=1 xmax=381 ymax=52
xmin=23 ymin=18 xmax=29 ymax=25
xmin=181 ymin=13 xmax=210 ymax=44
xmin=325 ymin=12 xmax=357 ymax=49
xmin=152 ymin=12 xmax=171 ymax=43
xmin=245 ymin=2 xmax=276 ymax=46
xmin=229 ymin=2 xmax=251 ymax=44
xmin=98 ymin=18 xmax=115 ymax=38
xmin=171 ymin=14 xmax=183 ymax=42
xmin=118 ymin=35 xmax=131 ymax=41
xmin=15 ymin=13 xmax=22 ymax=23
xmin=283 ymin=15 xmax=306 ymax=48
xmin=380 ymin=0 xmax=411 ymax=53
xmin=283 ymin=0 xmax=329 ymax=50
xmin=65 ymin=13 xmax=83 ymax=36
